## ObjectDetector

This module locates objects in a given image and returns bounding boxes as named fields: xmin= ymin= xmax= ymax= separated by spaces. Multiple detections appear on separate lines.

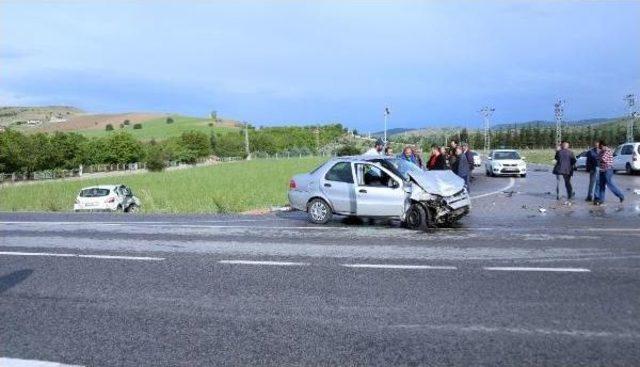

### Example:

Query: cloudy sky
xmin=1 ymin=1 xmax=639 ymax=130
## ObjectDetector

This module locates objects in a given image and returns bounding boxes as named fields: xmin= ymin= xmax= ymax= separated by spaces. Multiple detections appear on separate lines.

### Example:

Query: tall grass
xmin=0 ymin=157 xmax=326 ymax=213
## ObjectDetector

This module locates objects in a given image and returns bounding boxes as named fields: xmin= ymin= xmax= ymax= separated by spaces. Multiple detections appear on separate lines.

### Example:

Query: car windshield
xmin=493 ymin=151 xmax=520 ymax=160
xmin=373 ymin=158 xmax=422 ymax=180
xmin=80 ymin=188 xmax=110 ymax=197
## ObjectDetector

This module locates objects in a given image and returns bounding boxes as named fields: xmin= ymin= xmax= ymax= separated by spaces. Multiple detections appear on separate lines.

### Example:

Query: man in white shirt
xmin=364 ymin=138 xmax=385 ymax=156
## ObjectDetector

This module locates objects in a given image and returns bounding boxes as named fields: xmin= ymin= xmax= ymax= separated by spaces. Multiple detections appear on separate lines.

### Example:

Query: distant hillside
xmin=0 ymin=106 xmax=83 ymax=127
xmin=374 ymin=116 xmax=626 ymax=139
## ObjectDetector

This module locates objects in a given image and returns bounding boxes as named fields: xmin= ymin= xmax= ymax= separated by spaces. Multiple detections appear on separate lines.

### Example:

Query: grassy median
xmin=0 ymin=157 xmax=327 ymax=213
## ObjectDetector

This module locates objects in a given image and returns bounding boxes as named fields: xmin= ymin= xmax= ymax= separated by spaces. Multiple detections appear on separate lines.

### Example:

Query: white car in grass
xmin=485 ymin=149 xmax=527 ymax=177
xmin=74 ymin=185 xmax=140 ymax=212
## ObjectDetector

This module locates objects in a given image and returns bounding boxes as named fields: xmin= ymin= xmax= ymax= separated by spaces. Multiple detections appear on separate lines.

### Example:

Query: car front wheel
xmin=126 ymin=204 xmax=140 ymax=213
xmin=405 ymin=203 xmax=432 ymax=231
xmin=307 ymin=198 xmax=332 ymax=224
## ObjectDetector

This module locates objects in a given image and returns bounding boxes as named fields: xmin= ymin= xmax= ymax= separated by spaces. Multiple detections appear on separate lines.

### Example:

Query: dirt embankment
xmin=39 ymin=113 xmax=165 ymax=132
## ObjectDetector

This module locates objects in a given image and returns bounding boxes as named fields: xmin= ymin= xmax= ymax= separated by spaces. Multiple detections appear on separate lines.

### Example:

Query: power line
xmin=479 ymin=106 xmax=495 ymax=153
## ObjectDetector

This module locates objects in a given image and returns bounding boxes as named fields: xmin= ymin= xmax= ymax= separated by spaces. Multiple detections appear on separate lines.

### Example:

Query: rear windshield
xmin=493 ymin=151 xmax=520 ymax=160
xmin=80 ymin=188 xmax=110 ymax=197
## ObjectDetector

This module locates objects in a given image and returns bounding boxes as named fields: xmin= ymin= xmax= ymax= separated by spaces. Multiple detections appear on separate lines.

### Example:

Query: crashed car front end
xmin=408 ymin=170 xmax=471 ymax=224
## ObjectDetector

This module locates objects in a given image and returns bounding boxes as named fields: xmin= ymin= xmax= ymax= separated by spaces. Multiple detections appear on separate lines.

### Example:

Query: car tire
xmin=126 ymin=204 xmax=139 ymax=213
xmin=626 ymin=163 xmax=632 ymax=175
xmin=307 ymin=198 xmax=332 ymax=224
xmin=405 ymin=203 xmax=434 ymax=231
xmin=520 ymin=174 xmax=526 ymax=178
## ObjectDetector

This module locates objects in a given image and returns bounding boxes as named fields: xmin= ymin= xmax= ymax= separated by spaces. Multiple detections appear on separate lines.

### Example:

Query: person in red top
xmin=594 ymin=140 xmax=624 ymax=205
xmin=427 ymin=144 xmax=447 ymax=170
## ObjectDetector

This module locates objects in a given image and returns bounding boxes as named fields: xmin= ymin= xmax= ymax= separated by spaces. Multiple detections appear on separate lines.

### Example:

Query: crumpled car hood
xmin=408 ymin=170 xmax=465 ymax=197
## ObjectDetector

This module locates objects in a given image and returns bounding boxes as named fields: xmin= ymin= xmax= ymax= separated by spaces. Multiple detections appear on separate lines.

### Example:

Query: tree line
xmin=0 ymin=124 xmax=346 ymax=174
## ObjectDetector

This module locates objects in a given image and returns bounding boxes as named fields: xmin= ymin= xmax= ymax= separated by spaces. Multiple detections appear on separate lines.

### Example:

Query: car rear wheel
xmin=307 ymin=198 xmax=332 ymax=224
xmin=126 ymin=204 xmax=139 ymax=213
xmin=405 ymin=203 xmax=432 ymax=231
xmin=626 ymin=163 xmax=633 ymax=175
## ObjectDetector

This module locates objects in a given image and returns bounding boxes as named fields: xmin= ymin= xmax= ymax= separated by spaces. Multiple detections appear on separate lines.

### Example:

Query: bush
xmin=144 ymin=144 xmax=167 ymax=172
xmin=208 ymin=122 xmax=214 ymax=127
xmin=133 ymin=123 xmax=142 ymax=130
xmin=119 ymin=124 xmax=125 ymax=129
xmin=123 ymin=119 xmax=130 ymax=125
xmin=336 ymin=145 xmax=361 ymax=156
xmin=105 ymin=124 xmax=114 ymax=131
xmin=166 ymin=117 xmax=174 ymax=124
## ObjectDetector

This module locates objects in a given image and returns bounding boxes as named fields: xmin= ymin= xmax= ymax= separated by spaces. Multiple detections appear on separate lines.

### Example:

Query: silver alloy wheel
xmin=309 ymin=201 xmax=328 ymax=222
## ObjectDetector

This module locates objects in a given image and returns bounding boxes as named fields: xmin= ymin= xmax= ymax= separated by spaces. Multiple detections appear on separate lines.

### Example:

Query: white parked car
xmin=613 ymin=142 xmax=640 ymax=174
xmin=74 ymin=185 xmax=140 ymax=212
xmin=575 ymin=151 xmax=588 ymax=171
xmin=471 ymin=151 xmax=482 ymax=167
xmin=485 ymin=149 xmax=527 ymax=177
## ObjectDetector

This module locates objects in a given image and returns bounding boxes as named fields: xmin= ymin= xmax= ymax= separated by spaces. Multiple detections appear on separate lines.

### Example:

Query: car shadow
xmin=0 ymin=269 xmax=33 ymax=294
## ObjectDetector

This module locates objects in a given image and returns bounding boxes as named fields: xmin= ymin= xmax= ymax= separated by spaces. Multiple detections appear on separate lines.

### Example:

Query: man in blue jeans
xmin=595 ymin=140 xmax=624 ymax=205
xmin=585 ymin=141 xmax=600 ymax=202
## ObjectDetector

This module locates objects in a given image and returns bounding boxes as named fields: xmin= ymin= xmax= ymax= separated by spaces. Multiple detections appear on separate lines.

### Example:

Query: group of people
xmin=365 ymin=138 xmax=476 ymax=191
xmin=553 ymin=140 xmax=624 ymax=205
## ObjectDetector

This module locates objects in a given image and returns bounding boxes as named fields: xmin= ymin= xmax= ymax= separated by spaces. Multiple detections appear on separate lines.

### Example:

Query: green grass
xmin=0 ymin=157 xmax=327 ymax=213
xmin=520 ymin=149 xmax=556 ymax=165
xmin=78 ymin=115 xmax=239 ymax=140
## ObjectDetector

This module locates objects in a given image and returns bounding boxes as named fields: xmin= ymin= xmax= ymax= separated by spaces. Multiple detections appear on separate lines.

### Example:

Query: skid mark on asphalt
xmin=389 ymin=324 xmax=640 ymax=339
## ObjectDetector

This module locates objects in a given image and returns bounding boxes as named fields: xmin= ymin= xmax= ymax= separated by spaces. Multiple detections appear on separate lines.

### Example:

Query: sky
xmin=1 ymin=0 xmax=639 ymax=131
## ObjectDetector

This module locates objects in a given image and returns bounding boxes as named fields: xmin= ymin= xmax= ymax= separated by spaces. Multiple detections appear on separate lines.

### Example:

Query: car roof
xmin=79 ymin=185 xmax=121 ymax=191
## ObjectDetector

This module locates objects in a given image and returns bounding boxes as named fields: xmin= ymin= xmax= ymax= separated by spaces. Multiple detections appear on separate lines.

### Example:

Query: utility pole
xmin=383 ymin=107 xmax=390 ymax=143
xmin=244 ymin=121 xmax=251 ymax=160
xmin=554 ymin=99 xmax=565 ymax=147
xmin=624 ymin=94 xmax=636 ymax=142
xmin=480 ymin=106 xmax=495 ymax=154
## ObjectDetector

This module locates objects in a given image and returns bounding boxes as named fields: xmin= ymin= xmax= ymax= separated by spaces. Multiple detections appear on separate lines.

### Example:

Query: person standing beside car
xmin=595 ymin=140 xmax=624 ymax=205
xmin=462 ymin=142 xmax=475 ymax=178
xmin=452 ymin=146 xmax=470 ymax=191
xmin=553 ymin=141 xmax=577 ymax=200
xmin=585 ymin=141 xmax=601 ymax=202
xmin=364 ymin=138 xmax=385 ymax=156
xmin=428 ymin=144 xmax=447 ymax=170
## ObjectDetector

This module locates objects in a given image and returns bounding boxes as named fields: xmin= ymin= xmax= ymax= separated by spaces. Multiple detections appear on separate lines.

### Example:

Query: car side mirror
xmin=391 ymin=180 xmax=400 ymax=189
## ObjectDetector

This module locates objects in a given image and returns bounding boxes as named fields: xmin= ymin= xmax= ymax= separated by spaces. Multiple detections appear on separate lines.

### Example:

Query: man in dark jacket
xmin=427 ymin=144 xmax=447 ymax=170
xmin=553 ymin=141 xmax=577 ymax=200
xmin=452 ymin=146 xmax=470 ymax=191
xmin=585 ymin=141 xmax=600 ymax=202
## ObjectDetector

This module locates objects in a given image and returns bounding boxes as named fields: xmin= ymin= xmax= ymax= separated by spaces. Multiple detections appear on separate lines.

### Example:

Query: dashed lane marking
xmin=218 ymin=260 xmax=310 ymax=266
xmin=483 ymin=266 xmax=590 ymax=272
xmin=0 ymin=251 xmax=165 ymax=261
xmin=342 ymin=264 xmax=457 ymax=270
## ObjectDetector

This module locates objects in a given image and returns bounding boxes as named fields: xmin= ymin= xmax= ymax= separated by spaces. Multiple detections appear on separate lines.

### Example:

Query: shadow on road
xmin=0 ymin=269 xmax=33 ymax=294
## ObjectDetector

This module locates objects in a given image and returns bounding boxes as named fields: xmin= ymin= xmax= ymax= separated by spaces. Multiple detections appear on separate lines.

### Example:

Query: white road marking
xmin=218 ymin=260 xmax=310 ymax=266
xmin=0 ymin=358 xmax=84 ymax=367
xmin=342 ymin=264 xmax=457 ymax=270
xmin=0 ymin=251 xmax=164 ymax=261
xmin=0 ymin=221 xmax=339 ymax=230
xmin=484 ymin=266 xmax=590 ymax=272
xmin=470 ymin=177 xmax=515 ymax=200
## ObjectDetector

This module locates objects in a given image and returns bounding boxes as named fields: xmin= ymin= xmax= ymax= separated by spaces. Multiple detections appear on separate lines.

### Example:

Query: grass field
xmin=0 ymin=157 xmax=326 ymax=213
xmin=519 ymin=149 xmax=557 ymax=165
xmin=77 ymin=115 xmax=239 ymax=140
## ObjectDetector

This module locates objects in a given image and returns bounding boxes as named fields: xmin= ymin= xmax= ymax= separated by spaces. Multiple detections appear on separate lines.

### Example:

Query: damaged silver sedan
xmin=288 ymin=156 xmax=471 ymax=230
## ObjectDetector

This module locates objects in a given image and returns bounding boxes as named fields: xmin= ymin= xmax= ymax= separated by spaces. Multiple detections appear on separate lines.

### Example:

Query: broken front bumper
xmin=430 ymin=189 xmax=471 ymax=223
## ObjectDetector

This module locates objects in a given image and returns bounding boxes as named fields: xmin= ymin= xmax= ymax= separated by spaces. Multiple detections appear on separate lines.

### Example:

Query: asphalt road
xmin=1 ymin=167 xmax=640 ymax=366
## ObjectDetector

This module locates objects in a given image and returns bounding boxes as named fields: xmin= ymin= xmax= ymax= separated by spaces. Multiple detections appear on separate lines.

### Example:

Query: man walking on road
xmin=553 ymin=141 xmax=577 ymax=200
xmin=594 ymin=140 xmax=624 ymax=205
xmin=585 ymin=141 xmax=600 ymax=202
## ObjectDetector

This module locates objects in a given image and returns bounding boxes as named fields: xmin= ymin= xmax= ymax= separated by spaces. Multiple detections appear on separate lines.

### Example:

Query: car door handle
xmin=358 ymin=189 xmax=367 ymax=193
xmin=324 ymin=183 xmax=332 ymax=187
